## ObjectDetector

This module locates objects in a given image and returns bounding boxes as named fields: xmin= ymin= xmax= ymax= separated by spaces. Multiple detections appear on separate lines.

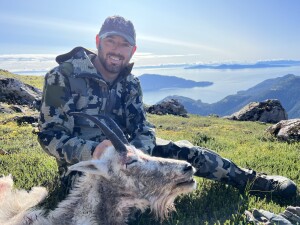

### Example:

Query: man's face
xmin=97 ymin=35 xmax=135 ymax=74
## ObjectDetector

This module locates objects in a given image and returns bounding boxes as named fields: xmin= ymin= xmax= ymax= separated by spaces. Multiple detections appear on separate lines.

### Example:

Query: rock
xmin=0 ymin=103 xmax=39 ymax=115
xmin=0 ymin=149 xmax=8 ymax=155
xmin=0 ymin=104 xmax=14 ymax=113
xmin=9 ymin=105 xmax=24 ymax=113
xmin=267 ymin=119 xmax=300 ymax=142
xmin=15 ymin=115 xmax=39 ymax=125
xmin=147 ymin=99 xmax=188 ymax=117
xmin=0 ymin=76 xmax=42 ymax=107
xmin=1 ymin=115 xmax=39 ymax=125
xmin=208 ymin=114 xmax=219 ymax=118
xmin=226 ymin=99 xmax=287 ymax=123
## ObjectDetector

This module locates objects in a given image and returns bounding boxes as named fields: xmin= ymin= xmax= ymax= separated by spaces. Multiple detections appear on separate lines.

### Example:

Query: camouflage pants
xmin=152 ymin=138 xmax=254 ymax=189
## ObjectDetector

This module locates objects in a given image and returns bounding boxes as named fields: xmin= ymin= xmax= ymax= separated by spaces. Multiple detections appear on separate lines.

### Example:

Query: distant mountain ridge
xmin=161 ymin=74 xmax=300 ymax=119
xmin=133 ymin=59 xmax=300 ymax=70
xmin=185 ymin=60 xmax=300 ymax=70
xmin=138 ymin=74 xmax=213 ymax=91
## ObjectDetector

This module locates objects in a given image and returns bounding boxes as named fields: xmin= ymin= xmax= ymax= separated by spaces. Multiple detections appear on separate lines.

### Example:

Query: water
xmin=12 ymin=66 xmax=300 ymax=105
xmin=132 ymin=66 xmax=300 ymax=105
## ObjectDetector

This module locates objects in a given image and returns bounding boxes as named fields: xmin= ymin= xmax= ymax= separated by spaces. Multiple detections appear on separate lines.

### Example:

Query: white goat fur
xmin=0 ymin=144 xmax=196 ymax=225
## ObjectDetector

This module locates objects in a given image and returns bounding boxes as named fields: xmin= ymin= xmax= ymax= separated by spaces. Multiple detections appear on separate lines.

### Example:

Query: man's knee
xmin=152 ymin=138 xmax=173 ymax=157
xmin=153 ymin=137 xmax=200 ymax=161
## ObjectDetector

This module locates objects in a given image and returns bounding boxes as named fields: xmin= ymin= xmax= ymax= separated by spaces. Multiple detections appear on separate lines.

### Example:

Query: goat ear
xmin=68 ymin=160 xmax=110 ymax=178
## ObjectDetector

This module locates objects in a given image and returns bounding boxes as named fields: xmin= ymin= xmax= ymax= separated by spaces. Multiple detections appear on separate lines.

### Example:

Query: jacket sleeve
xmin=38 ymin=67 xmax=98 ymax=166
xmin=124 ymin=77 xmax=156 ymax=155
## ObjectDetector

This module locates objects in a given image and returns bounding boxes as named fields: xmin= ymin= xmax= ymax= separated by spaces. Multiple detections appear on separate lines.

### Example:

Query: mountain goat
xmin=0 ymin=113 xmax=197 ymax=225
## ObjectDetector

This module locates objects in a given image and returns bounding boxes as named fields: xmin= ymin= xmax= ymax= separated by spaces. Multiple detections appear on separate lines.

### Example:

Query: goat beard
xmin=149 ymin=187 xmax=182 ymax=221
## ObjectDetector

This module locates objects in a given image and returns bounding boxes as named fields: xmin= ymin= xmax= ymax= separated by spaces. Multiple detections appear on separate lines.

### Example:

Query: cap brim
xmin=99 ymin=31 xmax=135 ymax=46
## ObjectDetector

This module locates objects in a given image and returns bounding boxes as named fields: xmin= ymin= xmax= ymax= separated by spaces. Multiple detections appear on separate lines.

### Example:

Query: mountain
xmin=161 ymin=74 xmax=300 ymax=119
xmin=138 ymin=74 xmax=213 ymax=91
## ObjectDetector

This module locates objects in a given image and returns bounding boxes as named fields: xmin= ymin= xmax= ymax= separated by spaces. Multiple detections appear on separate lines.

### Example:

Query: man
xmin=38 ymin=15 xmax=297 ymax=199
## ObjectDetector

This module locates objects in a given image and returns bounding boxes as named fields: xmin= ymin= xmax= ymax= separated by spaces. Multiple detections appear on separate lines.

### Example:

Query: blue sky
xmin=0 ymin=0 xmax=300 ymax=67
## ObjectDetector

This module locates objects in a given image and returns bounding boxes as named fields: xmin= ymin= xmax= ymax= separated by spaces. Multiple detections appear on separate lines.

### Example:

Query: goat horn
xmin=96 ymin=115 xmax=129 ymax=145
xmin=69 ymin=112 xmax=127 ymax=153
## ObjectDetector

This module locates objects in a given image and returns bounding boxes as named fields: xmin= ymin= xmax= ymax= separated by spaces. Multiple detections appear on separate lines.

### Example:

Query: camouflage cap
xmin=99 ymin=15 xmax=136 ymax=46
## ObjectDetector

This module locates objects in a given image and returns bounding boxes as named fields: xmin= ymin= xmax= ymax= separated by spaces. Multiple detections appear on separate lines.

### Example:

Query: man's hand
xmin=93 ymin=140 xmax=112 ymax=159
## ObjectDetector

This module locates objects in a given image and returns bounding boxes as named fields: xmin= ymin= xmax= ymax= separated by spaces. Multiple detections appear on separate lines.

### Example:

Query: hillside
xmin=0 ymin=70 xmax=299 ymax=224
xmin=162 ymin=74 xmax=300 ymax=118
xmin=1 ymin=70 xmax=299 ymax=118
xmin=1 ymin=113 xmax=299 ymax=224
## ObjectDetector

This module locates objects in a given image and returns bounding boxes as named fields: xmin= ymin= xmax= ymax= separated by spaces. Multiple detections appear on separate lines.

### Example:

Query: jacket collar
xmin=56 ymin=47 xmax=96 ymax=64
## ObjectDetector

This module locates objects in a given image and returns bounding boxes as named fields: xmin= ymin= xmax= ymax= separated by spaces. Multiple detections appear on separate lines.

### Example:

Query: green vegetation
xmin=0 ymin=71 xmax=299 ymax=224
xmin=132 ymin=114 xmax=300 ymax=224
xmin=0 ymin=114 xmax=59 ymax=191
xmin=0 ymin=69 xmax=44 ymax=89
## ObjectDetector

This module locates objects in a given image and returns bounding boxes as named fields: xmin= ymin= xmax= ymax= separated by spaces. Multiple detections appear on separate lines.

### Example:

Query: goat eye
xmin=126 ymin=159 xmax=138 ymax=167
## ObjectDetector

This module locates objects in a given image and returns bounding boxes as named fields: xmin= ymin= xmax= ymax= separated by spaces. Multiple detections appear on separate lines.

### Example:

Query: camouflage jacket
xmin=38 ymin=47 xmax=156 ymax=168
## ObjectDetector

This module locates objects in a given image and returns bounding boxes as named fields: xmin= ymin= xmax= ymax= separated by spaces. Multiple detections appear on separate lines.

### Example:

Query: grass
xmin=0 ymin=69 xmax=44 ymax=89
xmin=0 ymin=71 xmax=299 ymax=224
xmin=133 ymin=114 xmax=300 ymax=224
xmin=0 ymin=116 xmax=59 ymax=191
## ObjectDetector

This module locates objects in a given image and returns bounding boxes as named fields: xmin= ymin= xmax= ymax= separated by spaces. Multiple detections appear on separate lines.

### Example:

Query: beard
xmin=97 ymin=51 xmax=128 ymax=74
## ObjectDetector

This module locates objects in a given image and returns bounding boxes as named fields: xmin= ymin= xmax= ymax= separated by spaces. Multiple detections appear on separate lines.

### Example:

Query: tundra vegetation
xmin=0 ymin=113 xmax=196 ymax=225
xmin=0 ymin=72 xmax=299 ymax=224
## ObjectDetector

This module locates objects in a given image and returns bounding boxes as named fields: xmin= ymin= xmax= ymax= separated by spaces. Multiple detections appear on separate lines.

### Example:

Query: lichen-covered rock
xmin=147 ymin=99 xmax=188 ymax=117
xmin=267 ymin=119 xmax=300 ymax=142
xmin=0 ymin=76 xmax=42 ymax=107
xmin=0 ymin=104 xmax=14 ymax=113
xmin=226 ymin=99 xmax=287 ymax=123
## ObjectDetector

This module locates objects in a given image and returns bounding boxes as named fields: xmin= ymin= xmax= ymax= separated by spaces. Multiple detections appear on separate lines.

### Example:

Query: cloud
xmin=0 ymin=54 xmax=57 ymax=74
xmin=133 ymin=52 xmax=201 ymax=59
xmin=0 ymin=13 xmax=97 ymax=34
xmin=138 ymin=34 xmax=224 ymax=54
xmin=132 ymin=52 xmax=207 ymax=66
xmin=0 ymin=54 xmax=56 ymax=61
